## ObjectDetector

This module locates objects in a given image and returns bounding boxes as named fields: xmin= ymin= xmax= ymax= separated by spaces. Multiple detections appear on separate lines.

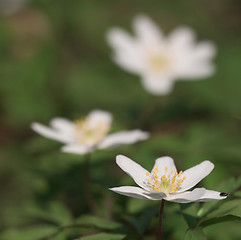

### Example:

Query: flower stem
xmin=83 ymin=154 xmax=99 ymax=215
xmin=158 ymin=199 xmax=165 ymax=240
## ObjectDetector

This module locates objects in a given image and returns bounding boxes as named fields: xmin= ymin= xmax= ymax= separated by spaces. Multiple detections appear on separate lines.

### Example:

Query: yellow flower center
xmin=74 ymin=117 xmax=110 ymax=145
xmin=146 ymin=166 xmax=186 ymax=194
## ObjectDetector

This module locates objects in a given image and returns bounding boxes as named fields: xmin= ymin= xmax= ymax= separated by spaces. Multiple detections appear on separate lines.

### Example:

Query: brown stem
xmin=82 ymin=154 xmax=99 ymax=215
xmin=158 ymin=199 xmax=165 ymax=240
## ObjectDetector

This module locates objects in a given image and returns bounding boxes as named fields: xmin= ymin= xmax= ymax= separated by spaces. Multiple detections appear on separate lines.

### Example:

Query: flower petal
xmin=50 ymin=117 xmax=75 ymax=133
xmin=141 ymin=74 xmax=175 ymax=95
xmin=165 ymin=188 xmax=228 ymax=203
xmin=87 ymin=110 xmax=112 ymax=127
xmin=176 ymin=161 xmax=214 ymax=193
xmin=151 ymin=156 xmax=177 ymax=177
xmin=196 ymin=189 xmax=228 ymax=202
xmin=116 ymin=155 xmax=151 ymax=191
xmin=61 ymin=144 xmax=92 ymax=155
xmin=107 ymin=28 xmax=144 ymax=74
xmin=165 ymin=188 xmax=207 ymax=203
xmin=31 ymin=122 xmax=74 ymax=144
xmin=110 ymin=186 xmax=165 ymax=200
xmin=98 ymin=130 xmax=149 ymax=149
xmin=133 ymin=14 xmax=163 ymax=45
xmin=169 ymin=26 xmax=196 ymax=49
xmin=106 ymin=28 xmax=136 ymax=54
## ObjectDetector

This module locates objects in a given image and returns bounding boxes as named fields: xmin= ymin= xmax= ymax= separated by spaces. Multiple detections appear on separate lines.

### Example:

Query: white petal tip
xmin=219 ymin=192 xmax=228 ymax=198
xmin=116 ymin=154 xmax=128 ymax=164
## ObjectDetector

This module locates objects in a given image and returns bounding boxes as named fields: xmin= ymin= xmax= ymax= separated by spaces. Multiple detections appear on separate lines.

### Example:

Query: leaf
xmin=199 ymin=215 xmax=241 ymax=228
xmin=75 ymin=215 xmax=124 ymax=231
xmin=1 ymin=225 xmax=57 ymax=240
xmin=75 ymin=233 xmax=126 ymax=240
xmin=48 ymin=201 xmax=73 ymax=225
xmin=180 ymin=203 xmax=199 ymax=228
xmin=197 ymin=177 xmax=241 ymax=217
xmin=26 ymin=201 xmax=73 ymax=225
xmin=184 ymin=228 xmax=207 ymax=240
xmin=127 ymin=207 xmax=158 ymax=235
xmin=202 ymin=200 xmax=241 ymax=220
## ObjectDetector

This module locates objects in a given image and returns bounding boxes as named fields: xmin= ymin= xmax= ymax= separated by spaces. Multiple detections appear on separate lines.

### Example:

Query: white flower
xmin=110 ymin=155 xmax=228 ymax=203
xmin=31 ymin=110 xmax=149 ymax=155
xmin=106 ymin=14 xmax=216 ymax=95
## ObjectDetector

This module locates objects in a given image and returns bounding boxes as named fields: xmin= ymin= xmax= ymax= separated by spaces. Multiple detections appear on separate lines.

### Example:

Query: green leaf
xmin=26 ymin=201 xmax=73 ymax=225
xmin=48 ymin=201 xmax=73 ymax=225
xmin=197 ymin=177 xmax=241 ymax=217
xmin=1 ymin=225 xmax=57 ymax=240
xmin=127 ymin=207 xmax=158 ymax=235
xmin=75 ymin=233 xmax=126 ymax=240
xmin=180 ymin=203 xmax=199 ymax=228
xmin=199 ymin=215 xmax=241 ymax=228
xmin=184 ymin=228 xmax=207 ymax=240
xmin=202 ymin=199 xmax=241 ymax=220
xmin=75 ymin=215 xmax=124 ymax=231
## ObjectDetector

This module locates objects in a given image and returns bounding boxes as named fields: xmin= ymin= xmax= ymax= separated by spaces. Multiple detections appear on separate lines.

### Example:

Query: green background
xmin=0 ymin=0 xmax=240 ymax=239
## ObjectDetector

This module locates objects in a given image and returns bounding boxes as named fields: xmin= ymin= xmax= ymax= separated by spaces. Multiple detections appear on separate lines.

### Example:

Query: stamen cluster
xmin=146 ymin=166 xmax=186 ymax=194
xmin=74 ymin=117 xmax=110 ymax=145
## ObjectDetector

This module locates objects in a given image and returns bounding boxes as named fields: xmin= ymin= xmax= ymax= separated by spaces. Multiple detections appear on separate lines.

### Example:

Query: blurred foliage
xmin=0 ymin=0 xmax=240 ymax=239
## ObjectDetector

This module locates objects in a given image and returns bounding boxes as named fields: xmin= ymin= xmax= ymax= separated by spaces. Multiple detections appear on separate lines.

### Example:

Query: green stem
xmin=158 ymin=200 xmax=165 ymax=240
xmin=83 ymin=154 xmax=99 ymax=215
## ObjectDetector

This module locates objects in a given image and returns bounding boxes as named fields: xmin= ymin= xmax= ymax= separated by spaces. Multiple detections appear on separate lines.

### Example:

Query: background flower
xmin=107 ymin=14 xmax=216 ymax=95
xmin=31 ymin=110 xmax=149 ymax=155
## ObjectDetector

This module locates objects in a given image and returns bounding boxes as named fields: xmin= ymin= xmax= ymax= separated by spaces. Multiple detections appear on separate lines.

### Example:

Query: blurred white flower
xmin=31 ymin=110 xmax=149 ymax=155
xmin=107 ymin=14 xmax=216 ymax=95
xmin=0 ymin=0 xmax=28 ymax=16
xmin=110 ymin=155 xmax=228 ymax=203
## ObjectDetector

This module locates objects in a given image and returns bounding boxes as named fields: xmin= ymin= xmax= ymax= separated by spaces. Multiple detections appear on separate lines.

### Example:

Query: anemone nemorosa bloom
xmin=110 ymin=155 xmax=228 ymax=203
xmin=31 ymin=110 xmax=149 ymax=155
xmin=107 ymin=14 xmax=216 ymax=95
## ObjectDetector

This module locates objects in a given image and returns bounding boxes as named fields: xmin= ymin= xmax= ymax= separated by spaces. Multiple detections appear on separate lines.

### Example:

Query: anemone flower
xmin=107 ymin=14 xmax=216 ymax=95
xmin=110 ymin=155 xmax=227 ymax=239
xmin=110 ymin=155 xmax=228 ymax=203
xmin=31 ymin=110 xmax=149 ymax=155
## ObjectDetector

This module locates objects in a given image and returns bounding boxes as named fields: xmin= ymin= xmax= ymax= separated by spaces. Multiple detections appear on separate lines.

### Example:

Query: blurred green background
xmin=0 ymin=0 xmax=240 ymax=239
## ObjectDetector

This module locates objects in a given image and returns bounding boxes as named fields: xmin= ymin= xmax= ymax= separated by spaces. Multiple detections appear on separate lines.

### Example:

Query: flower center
xmin=74 ymin=117 xmax=110 ymax=145
xmin=145 ymin=166 xmax=186 ymax=194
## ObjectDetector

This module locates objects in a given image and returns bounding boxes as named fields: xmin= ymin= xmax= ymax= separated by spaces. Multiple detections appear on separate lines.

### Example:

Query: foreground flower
xmin=110 ymin=155 xmax=228 ymax=203
xmin=107 ymin=14 xmax=216 ymax=95
xmin=31 ymin=110 xmax=149 ymax=155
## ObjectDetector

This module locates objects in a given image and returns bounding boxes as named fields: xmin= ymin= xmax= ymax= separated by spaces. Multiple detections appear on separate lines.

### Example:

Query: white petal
xmin=169 ymin=26 xmax=196 ymax=48
xmin=112 ymin=51 xmax=144 ymax=74
xmin=141 ymin=74 xmax=175 ymax=95
xmin=196 ymin=188 xmax=228 ymax=202
xmin=106 ymin=27 xmax=136 ymax=54
xmin=110 ymin=186 xmax=165 ymax=200
xmin=61 ymin=144 xmax=92 ymax=155
xmin=191 ymin=41 xmax=217 ymax=60
xmin=151 ymin=156 xmax=177 ymax=177
xmin=165 ymin=188 xmax=206 ymax=203
xmin=176 ymin=63 xmax=216 ymax=79
xmin=176 ymin=161 xmax=214 ymax=193
xmin=50 ymin=117 xmax=75 ymax=133
xmin=97 ymin=130 xmax=149 ymax=149
xmin=198 ymin=189 xmax=228 ymax=202
xmin=107 ymin=28 xmax=144 ymax=74
xmin=88 ymin=110 xmax=112 ymax=127
xmin=31 ymin=122 xmax=74 ymax=144
xmin=166 ymin=188 xmax=228 ymax=203
xmin=133 ymin=14 xmax=163 ymax=45
xmin=115 ymin=155 xmax=151 ymax=191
